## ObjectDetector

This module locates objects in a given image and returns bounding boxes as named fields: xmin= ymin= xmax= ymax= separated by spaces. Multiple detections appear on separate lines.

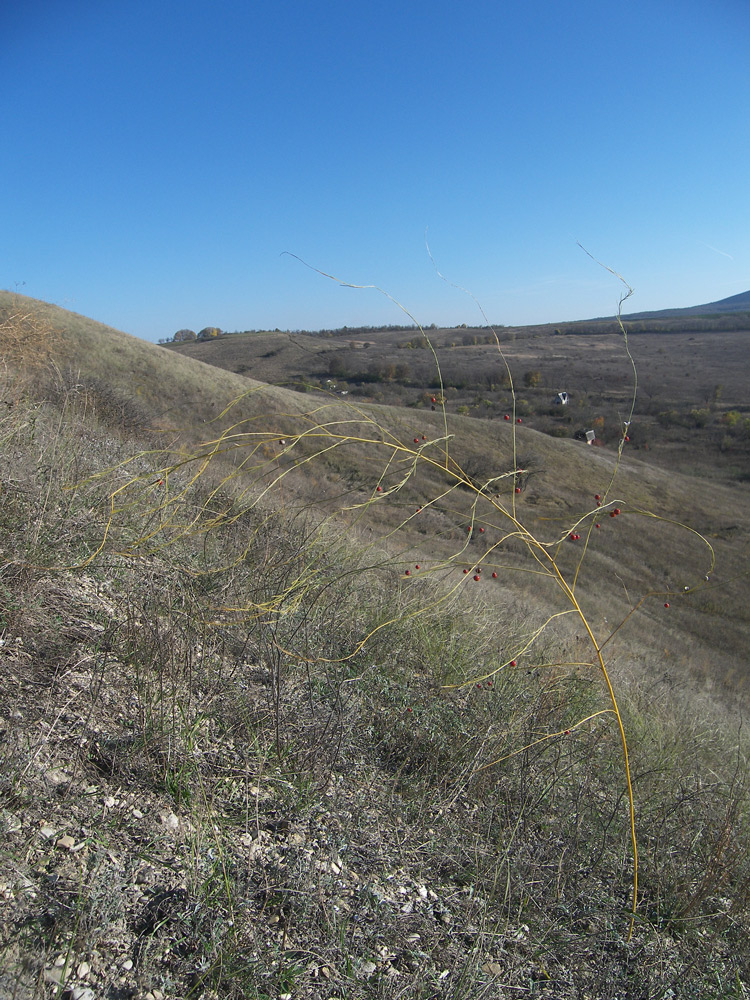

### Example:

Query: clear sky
xmin=2 ymin=0 xmax=749 ymax=342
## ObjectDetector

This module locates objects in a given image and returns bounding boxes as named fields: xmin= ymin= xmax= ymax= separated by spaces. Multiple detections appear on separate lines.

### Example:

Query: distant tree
xmin=173 ymin=329 xmax=197 ymax=342
xmin=690 ymin=408 xmax=711 ymax=428
xmin=328 ymin=356 xmax=347 ymax=377
xmin=524 ymin=370 xmax=542 ymax=388
xmin=197 ymin=327 xmax=222 ymax=340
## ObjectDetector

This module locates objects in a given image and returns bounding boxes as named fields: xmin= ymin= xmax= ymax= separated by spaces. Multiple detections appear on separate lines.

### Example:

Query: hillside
xmin=624 ymin=288 xmax=750 ymax=319
xmin=162 ymin=307 xmax=750 ymax=489
xmin=1 ymin=292 xmax=750 ymax=998
xmin=3 ymin=290 xmax=749 ymax=694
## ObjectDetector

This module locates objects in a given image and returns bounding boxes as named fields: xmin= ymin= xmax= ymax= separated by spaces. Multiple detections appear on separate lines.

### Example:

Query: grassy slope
xmin=4 ymin=291 xmax=749 ymax=692
xmin=2 ymin=293 xmax=750 ymax=998
xmin=3 ymin=291 xmax=748 ymax=694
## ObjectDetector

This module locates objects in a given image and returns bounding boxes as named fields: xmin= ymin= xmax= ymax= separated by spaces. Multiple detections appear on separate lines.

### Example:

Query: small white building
xmin=553 ymin=391 xmax=570 ymax=406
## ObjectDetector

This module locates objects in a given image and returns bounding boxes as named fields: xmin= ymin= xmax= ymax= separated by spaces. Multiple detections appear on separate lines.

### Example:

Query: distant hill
xmin=623 ymin=289 xmax=750 ymax=320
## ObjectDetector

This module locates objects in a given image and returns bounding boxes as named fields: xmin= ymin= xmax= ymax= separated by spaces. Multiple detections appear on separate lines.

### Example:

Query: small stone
xmin=131 ymin=809 xmax=144 ymax=820
xmin=54 ymin=955 xmax=67 ymax=968
xmin=44 ymin=968 xmax=65 ymax=986
xmin=482 ymin=962 xmax=503 ymax=976
xmin=121 ymin=958 xmax=133 ymax=971
xmin=70 ymin=988 xmax=95 ymax=1000
xmin=5 ymin=814 xmax=21 ymax=833
xmin=103 ymin=796 xmax=115 ymax=809
xmin=360 ymin=960 xmax=377 ymax=977
xmin=45 ymin=768 xmax=70 ymax=785
xmin=40 ymin=825 xmax=57 ymax=840
xmin=57 ymin=835 xmax=75 ymax=850
xmin=77 ymin=961 xmax=90 ymax=977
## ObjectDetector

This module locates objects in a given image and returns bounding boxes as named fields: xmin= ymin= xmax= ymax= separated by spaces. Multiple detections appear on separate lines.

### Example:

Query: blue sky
xmin=2 ymin=0 xmax=749 ymax=342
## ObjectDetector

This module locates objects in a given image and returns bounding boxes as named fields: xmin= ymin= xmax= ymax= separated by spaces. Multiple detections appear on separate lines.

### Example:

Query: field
xmin=1 ymin=290 xmax=750 ymax=999
xmin=165 ymin=315 xmax=750 ymax=485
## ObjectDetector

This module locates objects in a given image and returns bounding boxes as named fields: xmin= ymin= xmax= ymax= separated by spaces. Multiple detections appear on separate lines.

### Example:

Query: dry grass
xmin=0 ymin=294 xmax=69 ymax=403
xmin=1 ymin=293 xmax=750 ymax=998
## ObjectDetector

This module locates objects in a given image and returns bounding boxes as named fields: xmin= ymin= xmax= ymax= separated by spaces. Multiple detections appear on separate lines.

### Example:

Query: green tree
xmin=328 ymin=356 xmax=347 ymax=378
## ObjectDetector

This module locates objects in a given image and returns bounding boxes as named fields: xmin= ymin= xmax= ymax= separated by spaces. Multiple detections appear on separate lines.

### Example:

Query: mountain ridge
xmin=622 ymin=288 xmax=750 ymax=321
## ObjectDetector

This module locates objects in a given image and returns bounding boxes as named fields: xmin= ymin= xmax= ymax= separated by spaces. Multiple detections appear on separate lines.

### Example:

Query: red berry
xmin=624 ymin=435 xmax=630 ymax=441
xmin=595 ymin=494 xmax=601 ymax=501
xmin=664 ymin=602 xmax=670 ymax=608
xmin=405 ymin=569 xmax=411 ymax=576
xmin=516 ymin=418 xmax=522 ymax=424
xmin=414 ymin=437 xmax=419 ymax=443
xmin=415 ymin=564 xmax=420 ymax=569
xmin=613 ymin=507 xmax=621 ymax=515
xmin=473 ymin=575 xmax=480 ymax=581
xmin=487 ymin=680 xmax=492 ymax=687
xmin=479 ymin=527 xmax=485 ymax=533
xmin=431 ymin=397 xmax=437 ymax=403
xmin=609 ymin=511 xmax=615 ymax=517
xmin=422 ymin=435 xmax=427 ymax=440
xmin=510 ymin=659 xmax=517 ymax=667
xmin=376 ymin=485 xmax=383 ymax=492
xmin=504 ymin=414 xmax=510 ymax=420
xmin=596 ymin=501 xmax=602 ymax=507
xmin=565 ymin=729 xmax=571 ymax=735
xmin=595 ymin=523 xmax=600 ymax=529
xmin=477 ymin=683 xmax=482 ymax=689
xmin=463 ymin=569 xmax=469 ymax=574
xmin=515 ymin=487 xmax=521 ymax=494
xmin=492 ymin=571 xmax=498 ymax=578
xmin=407 ymin=706 xmax=412 ymax=712
xmin=569 ymin=532 xmax=576 ymax=540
